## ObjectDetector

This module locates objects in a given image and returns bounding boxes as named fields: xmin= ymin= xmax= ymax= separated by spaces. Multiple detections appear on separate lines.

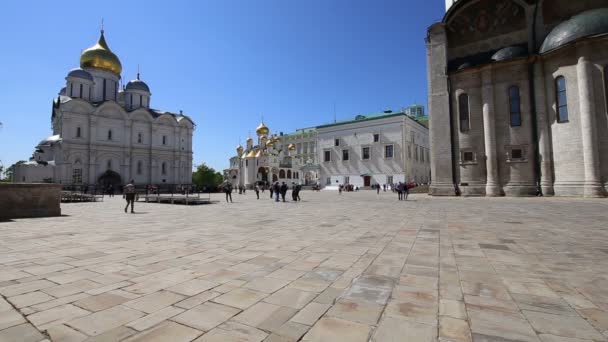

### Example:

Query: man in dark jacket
xmin=273 ymin=182 xmax=280 ymax=202
xmin=224 ymin=182 xmax=233 ymax=203
xmin=280 ymin=182 xmax=288 ymax=202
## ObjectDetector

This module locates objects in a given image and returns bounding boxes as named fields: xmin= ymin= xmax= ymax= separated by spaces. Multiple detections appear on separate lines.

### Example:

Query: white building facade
xmin=14 ymin=29 xmax=195 ymax=188
xmin=316 ymin=111 xmax=430 ymax=188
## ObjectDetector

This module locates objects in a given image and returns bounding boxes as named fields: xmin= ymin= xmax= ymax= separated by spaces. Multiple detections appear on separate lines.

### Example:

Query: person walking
xmin=273 ymin=182 xmax=280 ymax=202
xmin=295 ymin=183 xmax=302 ymax=201
xmin=338 ymin=184 xmax=342 ymax=195
xmin=404 ymin=182 xmax=410 ymax=201
xmin=224 ymin=182 xmax=233 ymax=203
xmin=255 ymin=184 xmax=260 ymax=199
xmin=124 ymin=180 xmax=136 ymax=213
xmin=291 ymin=183 xmax=297 ymax=201
xmin=280 ymin=182 xmax=288 ymax=202
xmin=397 ymin=182 xmax=403 ymax=200
xmin=376 ymin=184 xmax=380 ymax=194
xmin=270 ymin=184 xmax=274 ymax=199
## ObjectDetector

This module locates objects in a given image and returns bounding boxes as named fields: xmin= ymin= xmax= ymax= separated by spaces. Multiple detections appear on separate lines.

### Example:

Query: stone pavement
xmin=0 ymin=191 xmax=607 ymax=342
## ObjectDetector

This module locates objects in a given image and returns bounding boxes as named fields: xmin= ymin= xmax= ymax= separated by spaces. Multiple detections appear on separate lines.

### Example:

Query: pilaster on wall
xmin=481 ymin=68 xmax=503 ymax=196
xmin=576 ymin=49 xmax=604 ymax=197
xmin=533 ymin=61 xmax=555 ymax=196
xmin=427 ymin=23 xmax=456 ymax=196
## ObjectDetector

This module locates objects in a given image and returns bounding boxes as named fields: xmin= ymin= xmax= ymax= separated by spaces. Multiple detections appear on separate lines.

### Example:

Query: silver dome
xmin=67 ymin=68 xmax=93 ymax=81
xmin=126 ymin=79 xmax=150 ymax=93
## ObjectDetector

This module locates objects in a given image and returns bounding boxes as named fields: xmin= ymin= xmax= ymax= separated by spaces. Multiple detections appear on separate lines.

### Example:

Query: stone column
xmin=481 ymin=68 xmax=502 ymax=196
xmin=533 ymin=61 xmax=554 ymax=195
xmin=426 ymin=23 xmax=455 ymax=195
xmin=576 ymin=53 xmax=603 ymax=197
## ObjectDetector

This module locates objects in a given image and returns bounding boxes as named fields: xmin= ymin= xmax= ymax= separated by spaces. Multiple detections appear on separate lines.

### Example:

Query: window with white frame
xmin=162 ymin=135 xmax=167 ymax=145
xmin=387 ymin=175 xmax=393 ymax=184
xmin=138 ymin=132 xmax=143 ymax=144
xmin=334 ymin=138 xmax=340 ymax=147
xmin=107 ymin=130 xmax=113 ymax=141
xmin=385 ymin=145 xmax=394 ymax=159
xmin=137 ymin=161 xmax=143 ymax=175
xmin=324 ymin=150 xmax=331 ymax=162
xmin=161 ymin=162 xmax=167 ymax=175
xmin=342 ymin=149 xmax=349 ymax=161
xmin=362 ymin=147 xmax=370 ymax=160
xmin=373 ymin=134 xmax=379 ymax=142
xmin=344 ymin=176 xmax=350 ymax=184
xmin=76 ymin=127 xmax=81 ymax=138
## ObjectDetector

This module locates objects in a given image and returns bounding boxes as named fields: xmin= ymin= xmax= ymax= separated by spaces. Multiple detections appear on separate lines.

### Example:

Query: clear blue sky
xmin=0 ymin=0 xmax=444 ymax=172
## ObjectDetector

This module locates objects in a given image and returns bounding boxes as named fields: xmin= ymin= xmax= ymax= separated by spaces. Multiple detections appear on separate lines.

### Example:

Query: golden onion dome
xmin=261 ymin=135 xmax=268 ymax=141
xmin=288 ymin=144 xmax=296 ymax=151
xmin=80 ymin=30 xmax=122 ymax=75
xmin=256 ymin=122 xmax=269 ymax=136
xmin=266 ymin=140 xmax=274 ymax=147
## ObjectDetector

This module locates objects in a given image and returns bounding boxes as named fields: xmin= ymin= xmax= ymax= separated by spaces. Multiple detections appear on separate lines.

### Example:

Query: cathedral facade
xmin=14 ymin=29 xmax=195 ymax=187
xmin=225 ymin=122 xmax=302 ymax=188
xmin=427 ymin=0 xmax=608 ymax=197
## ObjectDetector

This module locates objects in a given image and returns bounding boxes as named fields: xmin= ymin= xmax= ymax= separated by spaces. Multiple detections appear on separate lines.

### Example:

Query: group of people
xmin=223 ymin=181 xmax=302 ymax=203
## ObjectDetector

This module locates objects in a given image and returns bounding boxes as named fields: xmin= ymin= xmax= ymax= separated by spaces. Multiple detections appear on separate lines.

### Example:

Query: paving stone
xmin=538 ymin=334 xmax=596 ymax=342
xmin=0 ymin=280 xmax=57 ymax=297
xmin=73 ymin=292 xmax=130 ymax=312
xmin=42 ymin=280 xmax=101 ymax=298
xmin=384 ymin=299 xmax=438 ymax=326
xmin=522 ymin=310 xmax=605 ymax=341
xmin=233 ymin=302 xmax=297 ymax=331
xmin=243 ymin=277 xmax=291 ymax=293
xmin=440 ymin=299 xmax=467 ymax=319
xmin=172 ymin=302 xmax=240 ymax=332
xmin=123 ymin=290 xmax=185 ymax=313
xmin=166 ymin=279 xmax=219 ymax=296
xmin=439 ymin=316 xmax=472 ymax=342
xmin=263 ymin=288 xmax=317 ymax=309
xmin=27 ymin=304 xmax=90 ymax=330
xmin=82 ymin=326 xmax=137 ymax=342
xmin=66 ymin=305 xmax=144 ymax=336
xmin=7 ymin=291 xmax=54 ymax=309
xmin=301 ymin=317 xmax=371 ymax=342
xmin=193 ymin=321 xmax=268 ymax=342
xmin=0 ymin=323 xmax=45 ymax=342
xmin=123 ymin=321 xmax=203 ymax=342
xmin=46 ymin=324 xmax=88 ymax=342
xmin=212 ymin=288 xmax=268 ymax=309
xmin=290 ymin=302 xmax=331 ymax=326
xmin=326 ymin=299 xmax=384 ymax=325
xmin=30 ymin=293 xmax=90 ymax=312
xmin=372 ymin=317 xmax=436 ymax=341
xmin=0 ymin=309 xmax=27 ymax=330
xmin=126 ymin=305 xmax=185 ymax=331
xmin=174 ymin=291 xmax=222 ymax=310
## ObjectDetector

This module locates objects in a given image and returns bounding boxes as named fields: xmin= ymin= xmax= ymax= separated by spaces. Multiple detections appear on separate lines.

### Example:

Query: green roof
xmin=317 ymin=111 xmax=418 ymax=129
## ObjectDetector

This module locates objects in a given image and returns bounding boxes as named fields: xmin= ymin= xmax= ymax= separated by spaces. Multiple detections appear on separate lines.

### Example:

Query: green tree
xmin=1 ymin=161 xmax=26 ymax=182
xmin=192 ymin=163 xmax=223 ymax=190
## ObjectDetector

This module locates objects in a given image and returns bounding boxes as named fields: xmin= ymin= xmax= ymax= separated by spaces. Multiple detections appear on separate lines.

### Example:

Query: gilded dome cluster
xmin=256 ymin=122 xmax=269 ymax=136
xmin=80 ymin=30 xmax=122 ymax=75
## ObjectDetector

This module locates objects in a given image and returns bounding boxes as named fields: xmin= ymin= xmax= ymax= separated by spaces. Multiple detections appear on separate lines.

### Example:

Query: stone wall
xmin=0 ymin=184 xmax=62 ymax=220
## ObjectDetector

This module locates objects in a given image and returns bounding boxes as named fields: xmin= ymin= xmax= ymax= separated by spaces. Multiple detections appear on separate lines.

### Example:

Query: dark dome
xmin=540 ymin=8 xmax=608 ymax=53
xmin=126 ymin=79 xmax=150 ymax=93
xmin=491 ymin=46 xmax=528 ymax=62
xmin=67 ymin=68 xmax=93 ymax=81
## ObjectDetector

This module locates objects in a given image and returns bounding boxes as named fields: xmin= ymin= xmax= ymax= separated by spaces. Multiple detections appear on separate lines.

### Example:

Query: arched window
xmin=162 ymin=136 xmax=167 ymax=145
xmin=69 ymin=83 xmax=73 ymax=97
xmin=79 ymin=84 xmax=83 ymax=98
xmin=287 ymin=170 xmax=292 ymax=179
xmin=103 ymin=79 xmax=107 ymax=101
xmin=137 ymin=133 xmax=143 ymax=144
xmin=107 ymin=130 xmax=113 ymax=141
xmin=509 ymin=86 xmax=522 ymax=127
xmin=76 ymin=127 xmax=81 ymax=138
xmin=161 ymin=162 xmax=167 ymax=175
xmin=458 ymin=93 xmax=470 ymax=132
xmin=107 ymin=160 xmax=112 ymax=170
xmin=556 ymin=76 xmax=568 ymax=122
xmin=130 ymin=94 xmax=133 ymax=110
xmin=137 ymin=161 xmax=143 ymax=175
xmin=279 ymin=169 xmax=286 ymax=178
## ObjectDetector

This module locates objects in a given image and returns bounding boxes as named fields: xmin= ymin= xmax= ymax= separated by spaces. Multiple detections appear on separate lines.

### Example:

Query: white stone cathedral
xmin=14 ymin=29 xmax=195 ymax=188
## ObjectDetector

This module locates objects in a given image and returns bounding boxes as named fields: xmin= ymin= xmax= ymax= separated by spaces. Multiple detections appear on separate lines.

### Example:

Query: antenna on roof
xmin=333 ymin=102 xmax=337 ymax=123
xmin=101 ymin=18 xmax=104 ymax=34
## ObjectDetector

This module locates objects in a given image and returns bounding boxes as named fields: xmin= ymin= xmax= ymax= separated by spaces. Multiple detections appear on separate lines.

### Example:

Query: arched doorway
xmin=258 ymin=167 xmax=268 ymax=183
xmin=279 ymin=169 xmax=286 ymax=179
xmin=272 ymin=174 xmax=278 ymax=183
xmin=98 ymin=170 xmax=122 ymax=190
